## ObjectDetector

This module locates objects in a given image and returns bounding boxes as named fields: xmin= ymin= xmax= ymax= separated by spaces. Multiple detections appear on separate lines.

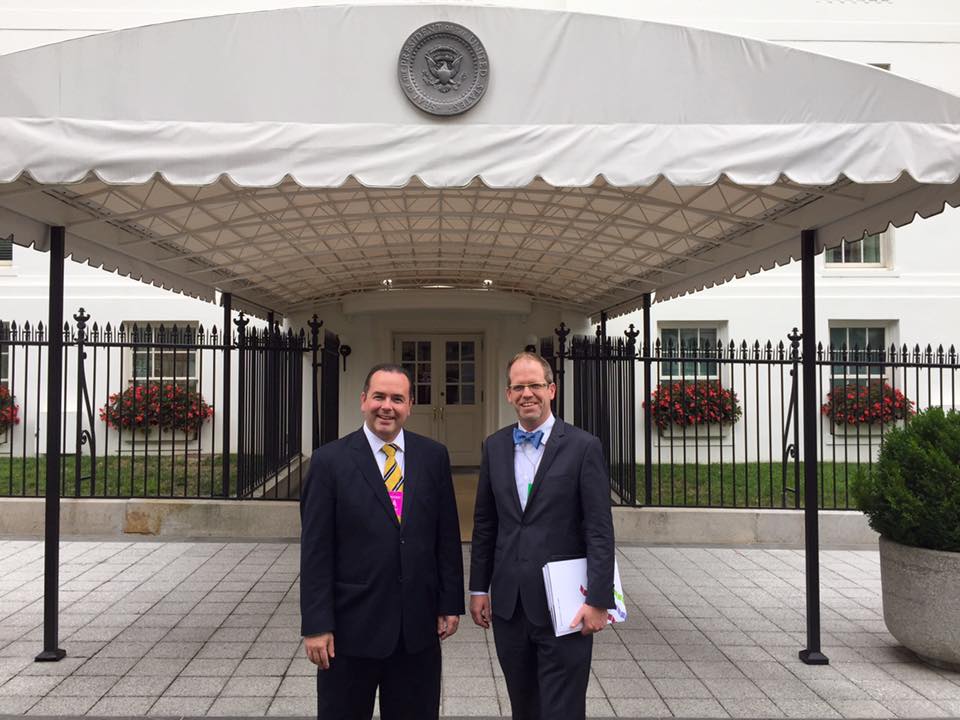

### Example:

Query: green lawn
xmin=0 ymin=454 xmax=241 ymax=498
xmin=2 ymin=454 xmax=858 ymax=509
xmin=628 ymin=461 xmax=860 ymax=509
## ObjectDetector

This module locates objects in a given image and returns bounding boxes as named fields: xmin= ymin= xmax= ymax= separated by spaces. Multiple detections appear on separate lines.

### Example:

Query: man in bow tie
xmin=469 ymin=352 xmax=615 ymax=720
xmin=300 ymin=363 xmax=464 ymax=720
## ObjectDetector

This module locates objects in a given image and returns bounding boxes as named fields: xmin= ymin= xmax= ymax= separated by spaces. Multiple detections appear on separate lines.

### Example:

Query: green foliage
xmin=852 ymin=407 xmax=960 ymax=552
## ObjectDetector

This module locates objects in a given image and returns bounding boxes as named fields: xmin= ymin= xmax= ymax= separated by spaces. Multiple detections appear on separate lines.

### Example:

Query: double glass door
xmin=396 ymin=334 xmax=482 ymax=466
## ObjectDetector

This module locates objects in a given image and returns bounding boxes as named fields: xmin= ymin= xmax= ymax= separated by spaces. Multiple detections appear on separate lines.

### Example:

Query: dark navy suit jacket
xmin=299 ymin=428 xmax=464 ymax=658
xmin=469 ymin=418 xmax=615 ymax=626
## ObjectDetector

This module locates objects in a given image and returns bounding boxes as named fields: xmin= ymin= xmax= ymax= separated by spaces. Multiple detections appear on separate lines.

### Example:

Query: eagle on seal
xmin=423 ymin=53 xmax=463 ymax=92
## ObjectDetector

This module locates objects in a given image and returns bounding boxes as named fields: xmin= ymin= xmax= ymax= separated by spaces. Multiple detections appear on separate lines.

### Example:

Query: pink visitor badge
xmin=389 ymin=491 xmax=403 ymax=519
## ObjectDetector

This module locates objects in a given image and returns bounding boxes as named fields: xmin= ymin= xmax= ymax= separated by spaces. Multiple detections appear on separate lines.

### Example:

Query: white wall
xmin=0 ymin=244 xmax=266 ymax=456
xmin=1 ymin=0 xmax=959 ymax=453
xmin=288 ymin=293 xmax=588 ymax=441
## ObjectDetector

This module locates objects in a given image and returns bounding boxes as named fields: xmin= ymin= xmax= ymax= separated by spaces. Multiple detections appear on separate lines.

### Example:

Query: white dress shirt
xmin=362 ymin=423 xmax=406 ymax=478
xmin=514 ymin=414 xmax=556 ymax=511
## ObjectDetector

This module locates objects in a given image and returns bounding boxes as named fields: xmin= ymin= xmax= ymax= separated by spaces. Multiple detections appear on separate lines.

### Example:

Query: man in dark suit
xmin=469 ymin=352 xmax=615 ymax=720
xmin=300 ymin=363 xmax=464 ymax=720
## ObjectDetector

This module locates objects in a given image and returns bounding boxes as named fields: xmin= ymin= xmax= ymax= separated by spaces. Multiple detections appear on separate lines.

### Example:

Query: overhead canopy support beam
xmin=799 ymin=228 xmax=828 ymax=666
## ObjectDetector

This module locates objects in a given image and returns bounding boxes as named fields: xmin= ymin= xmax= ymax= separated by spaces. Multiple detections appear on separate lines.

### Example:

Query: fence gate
xmin=565 ymin=329 xmax=639 ymax=505
xmin=236 ymin=319 xmax=305 ymax=498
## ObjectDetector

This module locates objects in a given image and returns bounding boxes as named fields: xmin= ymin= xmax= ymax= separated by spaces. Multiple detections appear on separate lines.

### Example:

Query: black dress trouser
xmin=492 ymin=597 xmax=594 ymax=720
xmin=316 ymin=635 xmax=441 ymax=720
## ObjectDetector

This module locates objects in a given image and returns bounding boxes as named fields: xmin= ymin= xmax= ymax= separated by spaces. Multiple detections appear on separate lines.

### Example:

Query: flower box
xmin=827 ymin=419 xmax=903 ymax=440
xmin=646 ymin=380 xmax=743 ymax=436
xmin=656 ymin=422 xmax=732 ymax=440
xmin=122 ymin=428 xmax=199 ymax=446
xmin=100 ymin=382 xmax=214 ymax=438
xmin=821 ymin=380 xmax=914 ymax=430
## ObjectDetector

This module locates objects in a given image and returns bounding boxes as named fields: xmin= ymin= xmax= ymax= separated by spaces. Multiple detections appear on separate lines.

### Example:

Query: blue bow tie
xmin=513 ymin=428 xmax=544 ymax=449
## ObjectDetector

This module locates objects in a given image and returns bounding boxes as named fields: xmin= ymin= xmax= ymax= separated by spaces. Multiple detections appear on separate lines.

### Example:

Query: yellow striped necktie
xmin=382 ymin=443 xmax=403 ymax=518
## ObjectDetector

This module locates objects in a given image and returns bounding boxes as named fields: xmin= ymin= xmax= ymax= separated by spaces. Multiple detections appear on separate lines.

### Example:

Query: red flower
xmin=821 ymin=380 xmax=914 ymax=427
xmin=649 ymin=380 xmax=742 ymax=430
xmin=0 ymin=386 xmax=21 ymax=432
xmin=99 ymin=381 xmax=214 ymax=433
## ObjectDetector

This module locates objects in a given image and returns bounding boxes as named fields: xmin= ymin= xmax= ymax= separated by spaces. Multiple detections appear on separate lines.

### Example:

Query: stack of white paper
xmin=541 ymin=557 xmax=627 ymax=637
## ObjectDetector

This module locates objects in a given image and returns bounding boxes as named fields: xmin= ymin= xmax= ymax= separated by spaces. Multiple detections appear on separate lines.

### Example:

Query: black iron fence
xmin=235 ymin=318 xmax=305 ymax=499
xmin=0 ymin=308 xmax=344 ymax=500
xmin=553 ymin=325 xmax=960 ymax=510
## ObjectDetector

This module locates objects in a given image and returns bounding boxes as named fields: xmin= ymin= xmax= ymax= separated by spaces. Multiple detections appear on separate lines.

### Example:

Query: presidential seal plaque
xmin=398 ymin=22 xmax=489 ymax=116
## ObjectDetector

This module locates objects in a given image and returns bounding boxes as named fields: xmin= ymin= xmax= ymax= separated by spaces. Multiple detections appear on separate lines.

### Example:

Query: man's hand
xmin=470 ymin=594 xmax=491 ymax=629
xmin=570 ymin=604 xmax=607 ymax=636
xmin=304 ymin=632 xmax=335 ymax=670
xmin=437 ymin=615 xmax=460 ymax=640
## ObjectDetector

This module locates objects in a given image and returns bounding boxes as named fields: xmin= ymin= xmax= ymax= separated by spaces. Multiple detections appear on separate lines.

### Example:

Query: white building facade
xmin=1 ymin=0 xmax=958 ymax=467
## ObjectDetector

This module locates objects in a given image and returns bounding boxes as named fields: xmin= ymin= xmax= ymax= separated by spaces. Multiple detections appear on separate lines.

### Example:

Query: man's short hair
xmin=505 ymin=352 xmax=554 ymax=385
xmin=362 ymin=363 xmax=414 ymax=398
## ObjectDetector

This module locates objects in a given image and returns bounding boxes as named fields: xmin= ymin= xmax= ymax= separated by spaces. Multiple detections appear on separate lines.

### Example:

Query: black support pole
xmin=37 ymin=226 xmax=66 ymax=662
xmin=221 ymin=293 xmax=232 ymax=498
xmin=799 ymin=229 xmax=829 ymax=666
xmin=308 ymin=315 xmax=322 ymax=450
xmin=265 ymin=311 xmax=278 ymax=471
xmin=642 ymin=293 xmax=653 ymax=506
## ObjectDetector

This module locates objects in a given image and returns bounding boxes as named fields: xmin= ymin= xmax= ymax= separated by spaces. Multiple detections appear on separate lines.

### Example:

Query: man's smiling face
xmin=506 ymin=357 xmax=556 ymax=431
xmin=360 ymin=370 xmax=412 ymax=442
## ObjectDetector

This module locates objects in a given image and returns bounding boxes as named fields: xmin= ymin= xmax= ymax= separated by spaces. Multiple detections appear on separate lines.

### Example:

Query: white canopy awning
xmin=1 ymin=4 xmax=959 ymax=317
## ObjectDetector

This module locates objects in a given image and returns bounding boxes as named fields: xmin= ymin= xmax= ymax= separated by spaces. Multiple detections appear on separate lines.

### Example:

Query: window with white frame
xmin=123 ymin=322 xmax=199 ymax=389
xmin=0 ymin=236 xmax=12 ymax=265
xmin=659 ymin=326 xmax=720 ymax=378
xmin=829 ymin=324 xmax=888 ymax=385
xmin=825 ymin=231 xmax=886 ymax=267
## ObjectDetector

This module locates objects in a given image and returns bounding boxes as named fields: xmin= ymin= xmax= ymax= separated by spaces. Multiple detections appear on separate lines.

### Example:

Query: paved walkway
xmin=0 ymin=540 xmax=958 ymax=718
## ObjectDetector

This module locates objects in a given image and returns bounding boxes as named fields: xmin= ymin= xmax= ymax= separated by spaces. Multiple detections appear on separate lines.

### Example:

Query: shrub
xmin=852 ymin=407 xmax=960 ymax=551
xmin=821 ymin=380 xmax=914 ymax=426
xmin=646 ymin=380 xmax=742 ymax=431
xmin=100 ymin=382 xmax=214 ymax=434
xmin=0 ymin=385 xmax=19 ymax=433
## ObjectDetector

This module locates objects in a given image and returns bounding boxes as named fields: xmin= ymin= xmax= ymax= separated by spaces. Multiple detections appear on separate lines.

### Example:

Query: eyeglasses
xmin=507 ymin=382 xmax=551 ymax=393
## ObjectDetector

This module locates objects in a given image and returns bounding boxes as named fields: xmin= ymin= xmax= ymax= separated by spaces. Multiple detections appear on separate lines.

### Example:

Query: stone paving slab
xmin=0 ymin=540 xmax=959 ymax=718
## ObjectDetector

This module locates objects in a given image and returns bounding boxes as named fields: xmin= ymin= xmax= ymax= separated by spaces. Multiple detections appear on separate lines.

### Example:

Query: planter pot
xmin=122 ymin=428 xmax=199 ymax=446
xmin=829 ymin=420 xmax=903 ymax=438
xmin=879 ymin=536 xmax=960 ymax=670
xmin=656 ymin=423 xmax=732 ymax=442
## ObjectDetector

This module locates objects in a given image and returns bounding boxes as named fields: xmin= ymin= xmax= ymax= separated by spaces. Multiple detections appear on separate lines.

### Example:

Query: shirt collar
xmin=362 ymin=423 xmax=405 ymax=456
xmin=515 ymin=413 xmax=556 ymax=445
